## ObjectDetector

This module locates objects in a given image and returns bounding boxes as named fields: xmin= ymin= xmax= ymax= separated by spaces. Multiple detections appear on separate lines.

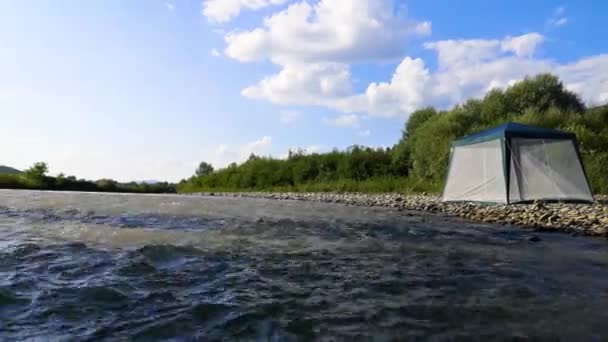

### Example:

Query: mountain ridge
xmin=0 ymin=165 xmax=21 ymax=174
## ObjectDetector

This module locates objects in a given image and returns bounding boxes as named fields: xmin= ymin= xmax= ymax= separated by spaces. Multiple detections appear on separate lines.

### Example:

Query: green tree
xmin=25 ymin=162 xmax=49 ymax=179
xmin=504 ymin=73 xmax=584 ymax=114
xmin=177 ymin=74 xmax=608 ymax=195
xmin=195 ymin=161 xmax=214 ymax=177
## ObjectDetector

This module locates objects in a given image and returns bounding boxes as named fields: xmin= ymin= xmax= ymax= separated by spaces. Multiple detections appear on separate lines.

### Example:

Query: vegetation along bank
xmin=0 ymin=162 xmax=176 ymax=194
xmin=179 ymin=74 xmax=608 ymax=195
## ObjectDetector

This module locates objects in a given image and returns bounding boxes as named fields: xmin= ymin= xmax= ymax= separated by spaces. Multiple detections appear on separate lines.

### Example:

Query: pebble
xmin=193 ymin=192 xmax=608 ymax=237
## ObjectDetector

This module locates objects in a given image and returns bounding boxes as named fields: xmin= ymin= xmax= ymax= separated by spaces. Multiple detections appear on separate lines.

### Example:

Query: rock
xmin=528 ymin=235 xmax=542 ymax=242
xmin=194 ymin=191 xmax=607 ymax=237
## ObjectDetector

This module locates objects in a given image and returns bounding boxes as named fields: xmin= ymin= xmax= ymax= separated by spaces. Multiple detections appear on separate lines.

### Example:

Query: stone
xmin=194 ymin=191 xmax=607 ymax=236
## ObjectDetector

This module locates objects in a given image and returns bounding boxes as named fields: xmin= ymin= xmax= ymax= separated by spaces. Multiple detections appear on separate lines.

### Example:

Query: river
xmin=1 ymin=189 xmax=607 ymax=340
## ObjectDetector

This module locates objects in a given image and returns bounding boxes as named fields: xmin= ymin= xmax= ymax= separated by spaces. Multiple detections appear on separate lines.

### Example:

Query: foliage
xmin=24 ymin=162 xmax=49 ymax=178
xmin=0 ymin=162 xmax=176 ymax=194
xmin=180 ymin=74 xmax=608 ymax=194
xmin=195 ymin=162 xmax=214 ymax=177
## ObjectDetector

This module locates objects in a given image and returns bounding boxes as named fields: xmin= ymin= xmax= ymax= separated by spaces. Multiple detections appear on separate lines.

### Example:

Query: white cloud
xmin=546 ymin=5 xmax=568 ymax=29
xmin=166 ymin=1 xmax=175 ymax=11
xmin=323 ymin=113 xmax=359 ymax=127
xmin=424 ymin=39 xmax=501 ymax=69
xmin=335 ymin=57 xmax=431 ymax=117
xmin=357 ymin=129 xmax=371 ymax=137
xmin=210 ymin=48 xmax=221 ymax=57
xmin=238 ymin=30 xmax=608 ymax=118
xmin=338 ymin=33 xmax=607 ymax=116
xmin=332 ymin=34 xmax=552 ymax=117
xmin=203 ymin=0 xmax=287 ymax=23
xmin=557 ymin=55 xmax=608 ymax=106
xmin=225 ymin=0 xmax=435 ymax=117
xmin=242 ymin=62 xmax=353 ymax=105
xmin=216 ymin=1 xmax=605 ymax=121
xmin=279 ymin=110 xmax=300 ymax=124
xmin=225 ymin=0 xmax=430 ymax=64
xmin=501 ymin=33 xmax=544 ymax=58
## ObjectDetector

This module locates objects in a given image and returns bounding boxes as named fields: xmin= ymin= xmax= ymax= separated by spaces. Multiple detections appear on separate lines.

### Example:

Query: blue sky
xmin=1 ymin=0 xmax=606 ymax=182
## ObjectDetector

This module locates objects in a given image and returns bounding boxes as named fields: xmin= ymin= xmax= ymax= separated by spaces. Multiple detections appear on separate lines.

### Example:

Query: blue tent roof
xmin=454 ymin=122 xmax=577 ymax=146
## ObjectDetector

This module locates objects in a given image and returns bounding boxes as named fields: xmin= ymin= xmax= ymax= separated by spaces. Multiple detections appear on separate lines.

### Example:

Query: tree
xmin=504 ymin=74 xmax=585 ymax=114
xmin=175 ymin=74 xmax=608 ymax=195
xmin=25 ymin=162 xmax=49 ymax=179
xmin=96 ymin=179 xmax=118 ymax=192
xmin=195 ymin=161 xmax=214 ymax=177
xmin=403 ymin=107 xmax=438 ymax=139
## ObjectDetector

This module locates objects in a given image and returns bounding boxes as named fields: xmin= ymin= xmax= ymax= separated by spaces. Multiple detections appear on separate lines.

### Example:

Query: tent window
xmin=508 ymin=138 xmax=592 ymax=202
xmin=442 ymin=139 xmax=506 ymax=203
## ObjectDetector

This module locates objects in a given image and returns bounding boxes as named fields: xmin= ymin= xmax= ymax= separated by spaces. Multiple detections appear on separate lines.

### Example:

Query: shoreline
xmin=193 ymin=192 xmax=608 ymax=237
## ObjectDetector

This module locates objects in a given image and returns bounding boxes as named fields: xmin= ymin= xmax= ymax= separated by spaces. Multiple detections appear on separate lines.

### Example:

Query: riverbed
xmin=1 ymin=190 xmax=608 ymax=340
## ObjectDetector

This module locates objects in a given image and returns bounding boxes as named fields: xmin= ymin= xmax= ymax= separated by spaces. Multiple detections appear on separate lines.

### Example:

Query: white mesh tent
xmin=442 ymin=122 xmax=593 ymax=204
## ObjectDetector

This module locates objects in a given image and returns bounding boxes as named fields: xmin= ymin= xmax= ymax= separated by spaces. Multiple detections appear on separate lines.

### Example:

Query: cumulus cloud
xmin=241 ymin=31 xmax=608 ymax=118
xmin=334 ymin=57 xmax=430 ymax=117
xmin=225 ymin=0 xmax=431 ymax=64
xmin=556 ymin=55 xmax=608 ymax=106
xmin=323 ymin=114 xmax=359 ymax=127
xmin=424 ymin=39 xmax=502 ymax=69
xmin=203 ymin=0 xmax=287 ymax=23
xmin=347 ymin=33 xmax=608 ymax=116
xmin=242 ymin=62 xmax=352 ymax=105
xmin=500 ymin=33 xmax=544 ymax=57
xmin=233 ymin=0 xmax=431 ymax=111
xmin=215 ymin=0 xmax=606 ymax=121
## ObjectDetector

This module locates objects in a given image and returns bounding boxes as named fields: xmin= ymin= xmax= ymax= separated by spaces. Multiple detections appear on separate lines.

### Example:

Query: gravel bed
xmin=193 ymin=192 xmax=608 ymax=237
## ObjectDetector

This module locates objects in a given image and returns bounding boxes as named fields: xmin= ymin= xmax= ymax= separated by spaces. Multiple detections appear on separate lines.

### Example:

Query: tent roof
xmin=453 ymin=122 xmax=577 ymax=146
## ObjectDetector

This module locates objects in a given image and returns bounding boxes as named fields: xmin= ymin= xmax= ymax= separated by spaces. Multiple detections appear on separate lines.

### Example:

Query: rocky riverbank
xmin=195 ymin=192 xmax=608 ymax=237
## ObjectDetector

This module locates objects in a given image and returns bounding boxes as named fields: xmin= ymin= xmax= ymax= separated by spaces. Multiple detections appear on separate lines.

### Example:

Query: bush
xmin=180 ymin=74 xmax=607 ymax=195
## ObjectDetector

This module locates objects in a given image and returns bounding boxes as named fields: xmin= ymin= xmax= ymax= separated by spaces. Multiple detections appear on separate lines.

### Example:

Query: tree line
xmin=180 ymin=74 xmax=608 ymax=194
xmin=0 ymin=162 xmax=176 ymax=193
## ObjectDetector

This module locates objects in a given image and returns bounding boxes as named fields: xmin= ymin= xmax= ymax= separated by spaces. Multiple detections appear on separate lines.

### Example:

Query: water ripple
xmin=1 ymin=190 xmax=608 ymax=340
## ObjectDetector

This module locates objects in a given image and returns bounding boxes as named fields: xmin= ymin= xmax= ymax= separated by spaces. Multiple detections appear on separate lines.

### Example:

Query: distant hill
xmin=0 ymin=165 xmax=21 ymax=174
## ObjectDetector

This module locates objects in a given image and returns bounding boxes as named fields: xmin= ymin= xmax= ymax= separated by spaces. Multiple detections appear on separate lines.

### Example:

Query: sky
xmin=1 ymin=0 xmax=606 ymax=182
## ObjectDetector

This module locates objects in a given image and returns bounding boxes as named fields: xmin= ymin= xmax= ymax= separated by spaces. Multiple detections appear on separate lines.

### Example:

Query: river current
xmin=1 ymin=189 xmax=608 ymax=340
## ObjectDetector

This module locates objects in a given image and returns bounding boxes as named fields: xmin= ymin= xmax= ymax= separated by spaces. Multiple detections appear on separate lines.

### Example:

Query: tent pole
xmin=504 ymin=136 xmax=511 ymax=204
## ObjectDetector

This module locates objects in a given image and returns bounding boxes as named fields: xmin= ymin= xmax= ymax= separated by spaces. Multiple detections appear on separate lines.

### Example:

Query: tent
xmin=442 ymin=122 xmax=593 ymax=204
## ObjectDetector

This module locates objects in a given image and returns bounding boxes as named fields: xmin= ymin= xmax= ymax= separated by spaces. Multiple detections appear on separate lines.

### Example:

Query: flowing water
xmin=1 ymin=189 xmax=608 ymax=341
